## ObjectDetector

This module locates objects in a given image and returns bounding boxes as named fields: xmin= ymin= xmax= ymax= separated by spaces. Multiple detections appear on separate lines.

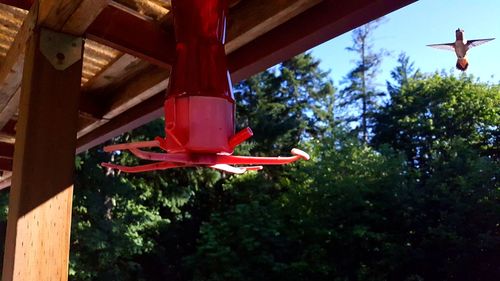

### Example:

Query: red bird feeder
xmin=102 ymin=0 xmax=309 ymax=174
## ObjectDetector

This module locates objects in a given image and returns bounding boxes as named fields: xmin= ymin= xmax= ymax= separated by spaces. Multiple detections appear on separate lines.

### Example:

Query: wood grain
xmin=77 ymin=66 xmax=170 ymax=138
xmin=83 ymin=53 xmax=148 ymax=92
xmin=62 ymin=0 xmax=111 ymax=35
xmin=0 ymin=0 xmax=108 ymax=144
xmin=0 ymin=2 xmax=37 ymax=128
xmin=1 ymin=28 xmax=83 ymax=281
xmin=226 ymin=0 xmax=320 ymax=53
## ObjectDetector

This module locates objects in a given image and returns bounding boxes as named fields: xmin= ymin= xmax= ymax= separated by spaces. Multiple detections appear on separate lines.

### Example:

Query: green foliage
xmin=186 ymin=131 xmax=500 ymax=280
xmin=185 ymin=60 xmax=500 ymax=280
xmin=70 ymin=120 xmax=222 ymax=280
xmin=373 ymin=73 xmax=500 ymax=174
xmin=71 ymin=148 xmax=170 ymax=280
xmin=187 ymin=137 xmax=409 ymax=281
xmin=399 ymin=141 xmax=500 ymax=280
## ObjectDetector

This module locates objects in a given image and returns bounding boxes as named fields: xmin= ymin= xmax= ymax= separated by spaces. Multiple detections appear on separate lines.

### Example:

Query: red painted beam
xmin=0 ymin=0 xmax=32 ymax=10
xmin=0 ymin=158 xmax=12 ymax=171
xmin=0 ymin=119 xmax=16 ymax=136
xmin=86 ymin=5 xmax=176 ymax=68
xmin=0 ymin=142 xmax=14 ymax=158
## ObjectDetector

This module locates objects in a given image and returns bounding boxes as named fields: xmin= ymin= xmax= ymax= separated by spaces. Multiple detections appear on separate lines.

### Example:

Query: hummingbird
xmin=427 ymin=28 xmax=495 ymax=71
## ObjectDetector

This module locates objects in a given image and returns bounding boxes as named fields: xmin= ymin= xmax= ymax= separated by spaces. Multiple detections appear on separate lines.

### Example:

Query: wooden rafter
xmin=0 ymin=171 xmax=12 ymax=189
xmin=227 ymin=0 xmax=416 ymax=81
xmin=225 ymin=0 xmax=321 ymax=53
xmin=0 ymin=3 xmax=36 ymax=130
xmin=77 ymin=92 xmax=164 ymax=153
xmin=0 ymin=157 xmax=12 ymax=171
xmin=82 ymin=53 xmax=148 ymax=92
xmin=0 ymin=1 xmax=175 ymax=66
xmin=61 ymin=0 xmax=109 ymax=35
xmin=0 ymin=0 xmax=32 ymax=10
xmin=77 ymin=65 xmax=170 ymax=138
xmin=0 ymin=141 xmax=14 ymax=158
xmin=0 ymin=0 xmax=110 ymax=131
xmin=86 ymin=4 xmax=175 ymax=68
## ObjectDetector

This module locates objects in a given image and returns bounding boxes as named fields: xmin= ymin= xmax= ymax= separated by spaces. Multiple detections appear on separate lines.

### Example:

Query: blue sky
xmin=310 ymin=0 xmax=500 ymax=89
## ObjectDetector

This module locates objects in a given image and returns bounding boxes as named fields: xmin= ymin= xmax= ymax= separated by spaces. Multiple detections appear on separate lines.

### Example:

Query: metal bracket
xmin=40 ymin=28 xmax=83 ymax=71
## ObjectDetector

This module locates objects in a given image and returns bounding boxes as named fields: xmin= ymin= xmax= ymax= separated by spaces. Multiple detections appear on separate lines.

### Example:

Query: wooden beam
xmin=0 ymin=171 xmax=12 ymax=190
xmin=0 ymin=158 xmax=12 ymax=171
xmin=1 ymin=0 xmax=319 ymax=68
xmin=0 ymin=89 xmax=20 ymax=131
xmin=0 ymin=1 xmax=162 ymax=66
xmin=101 ymin=66 xmax=169 ymax=119
xmin=82 ymin=53 xmax=148 ymax=92
xmin=0 ymin=0 xmax=109 ymax=143
xmin=77 ymin=92 xmax=163 ymax=154
xmin=78 ymin=62 xmax=168 ymax=124
xmin=225 ymin=0 xmax=320 ymax=53
xmin=227 ymin=0 xmax=416 ymax=81
xmin=0 ymin=135 xmax=14 ymax=145
xmin=0 ymin=142 xmax=14 ymax=158
xmin=0 ymin=1 xmax=172 ymax=69
xmin=84 ymin=0 xmax=320 ymax=66
xmin=86 ymin=4 xmax=175 ymax=68
xmin=0 ymin=119 xmax=16 ymax=137
xmin=77 ymin=66 xmax=169 ymax=138
xmin=36 ymin=0 xmax=95 ymax=31
xmin=84 ymin=0 xmax=416 ymax=79
xmin=0 ymin=3 xmax=160 ymax=136
xmin=2 ymin=27 xmax=83 ymax=281
xmin=113 ymin=0 xmax=170 ymax=20
xmin=0 ymin=2 xmax=37 ymax=131
xmin=61 ymin=0 xmax=110 ymax=35
xmin=0 ymin=0 xmax=32 ymax=10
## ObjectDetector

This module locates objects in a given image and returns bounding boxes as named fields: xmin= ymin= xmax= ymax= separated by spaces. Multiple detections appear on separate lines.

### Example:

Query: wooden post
xmin=1 ymin=27 xmax=83 ymax=281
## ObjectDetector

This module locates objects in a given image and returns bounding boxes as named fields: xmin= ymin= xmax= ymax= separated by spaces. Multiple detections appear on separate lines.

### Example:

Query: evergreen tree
xmin=386 ymin=53 xmax=421 ymax=96
xmin=188 ymin=73 xmax=500 ymax=281
xmin=69 ymin=118 xmax=224 ymax=280
xmin=234 ymin=53 xmax=335 ymax=155
xmin=373 ymin=71 xmax=500 ymax=280
xmin=339 ymin=20 xmax=387 ymax=143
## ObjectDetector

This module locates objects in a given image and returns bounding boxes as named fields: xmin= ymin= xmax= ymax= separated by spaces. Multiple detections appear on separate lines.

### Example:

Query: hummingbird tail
xmin=456 ymin=58 xmax=468 ymax=71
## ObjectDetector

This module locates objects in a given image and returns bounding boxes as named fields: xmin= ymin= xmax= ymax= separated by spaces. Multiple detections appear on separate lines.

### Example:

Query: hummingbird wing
xmin=466 ymin=38 xmax=495 ymax=48
xmin=426 ymin=43 xmax=455 ymax=51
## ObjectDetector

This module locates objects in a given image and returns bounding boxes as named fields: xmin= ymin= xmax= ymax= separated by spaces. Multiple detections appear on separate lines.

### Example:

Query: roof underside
xmin=0 ymin=0 xmax=416 ymax=186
